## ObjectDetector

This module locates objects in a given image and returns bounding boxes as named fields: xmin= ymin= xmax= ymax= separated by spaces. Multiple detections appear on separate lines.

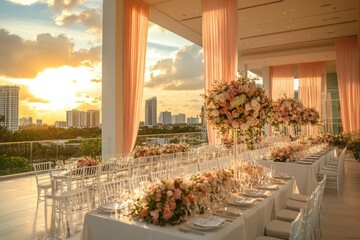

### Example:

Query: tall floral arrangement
xmin=272 ymin=97 xmax=305 ymax=127
xmin=203 ymin=76 xmax=273 ymax=139
xmin=302 ymin=107 xmax=320 ymax=125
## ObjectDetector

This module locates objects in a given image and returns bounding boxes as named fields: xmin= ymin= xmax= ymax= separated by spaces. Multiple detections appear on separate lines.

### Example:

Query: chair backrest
xmin=63 ymin=188 xmax=91 ymax=236
xmin=99 ymin=178 xmax=129 ymax=204
xmin=33 ymin=162 xmax=52 ymax=185
xmin=130 ymin=174 xmax=150 ymax=191
xmin=289 ymin=208 xmax=305 ymax=240
xmin=82 ymin=165 xmax=100 ymax=187
xmin=150 ymin=170 xmax=168 ymax=182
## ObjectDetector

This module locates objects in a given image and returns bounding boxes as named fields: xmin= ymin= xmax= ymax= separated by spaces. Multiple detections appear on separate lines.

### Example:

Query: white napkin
xmin=191 ymin=216 xmax=225 ymax=228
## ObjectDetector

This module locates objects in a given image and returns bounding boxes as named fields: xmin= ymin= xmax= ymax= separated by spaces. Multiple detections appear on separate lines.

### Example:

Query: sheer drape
xmin=270 ymin=65 xmax=294 ymax=100
xmin=202 ymin=0 xmax=238 ymax=144
xmin=123 ymin=0 xmax=148 ymax=153
xmin=298 ymin=62 xmax=326 ymax=136
xmin=335 ymin=36 xmax=360 ymax=132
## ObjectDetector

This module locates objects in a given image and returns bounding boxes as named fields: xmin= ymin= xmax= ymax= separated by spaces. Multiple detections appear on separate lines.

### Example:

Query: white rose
xmin=167 ymin=190 xmax=173 ymax=197
xmin=211 ymin=110 xmax=220 ymax=117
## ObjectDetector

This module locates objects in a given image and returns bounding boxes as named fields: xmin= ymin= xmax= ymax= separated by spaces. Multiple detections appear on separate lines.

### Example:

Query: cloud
xmin=54 ymin=8 xmax=102 ymax=37
xmin=145 ymin=44 xmax=204 ymax=91
xmin=0 ymin=29 xmax=101 ymax=78
xmin=26 ymin=97 xmax=50 ymax=103
xmin=49 ymin=0 xmax=83 ymax=11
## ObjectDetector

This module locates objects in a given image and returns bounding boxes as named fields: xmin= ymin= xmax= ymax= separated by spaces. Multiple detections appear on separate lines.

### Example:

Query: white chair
xmin=33 ymin=162 xmax=53 ymax=204
xmin=63 ymin=189 xmax=91 ymax=236
xmin=99 ymin=179 xmax=129 ymax=204
xmin=318 ymin=150 xmax=345 ymax=195
xmin=150 ymin=170 xmax=168 ymax=182
xmin=255 ymin=209 xmax=305 ymax=240
xmin=32 ymin=162 xmax=52 ymax=238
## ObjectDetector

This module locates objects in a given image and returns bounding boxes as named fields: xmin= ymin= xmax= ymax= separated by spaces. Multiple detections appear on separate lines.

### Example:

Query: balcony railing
xmin=0 ymin=132 xmax=207 ymax=176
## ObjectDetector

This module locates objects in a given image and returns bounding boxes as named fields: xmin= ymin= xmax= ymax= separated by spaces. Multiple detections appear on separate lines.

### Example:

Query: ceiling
xmin=143 ymin=0 xmax=358 ymax=72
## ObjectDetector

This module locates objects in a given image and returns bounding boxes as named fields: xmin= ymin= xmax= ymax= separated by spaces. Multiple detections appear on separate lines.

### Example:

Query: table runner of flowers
xmin=132 ymin=143 xmax=190 ymax=158
xmin=129 ymin=166 xmax=270 ymax=226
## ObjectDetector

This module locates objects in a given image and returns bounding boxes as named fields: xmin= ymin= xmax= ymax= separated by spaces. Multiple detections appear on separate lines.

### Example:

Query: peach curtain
xmin=298 ymin=62 xmax=326 ymax=136
xmin=335 ymin=36 xmax=360 ymax=132
xmin=202 ymin=0 xmax=238 ymax=144
xmin=123 ymin=0 xmax=148 ymax=153
xmin=270 ymin=65 xmax=294 ymax=100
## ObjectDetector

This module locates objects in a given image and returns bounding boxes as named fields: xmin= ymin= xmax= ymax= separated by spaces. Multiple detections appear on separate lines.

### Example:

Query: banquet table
xmin=257 ymin=147 xmax=335 ymax=195
xmin=81 ymin=179 xmax=296 ymax=240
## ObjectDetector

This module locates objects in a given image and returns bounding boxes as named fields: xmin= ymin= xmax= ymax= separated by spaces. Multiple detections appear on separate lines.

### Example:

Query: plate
xmin=227 ymin=197 xmax=257 ymax=206
xmin=187 ymin=216 xmax=225 ymax=230
xmin=257 ymin=184 xmax=280 ymax=190
xmin=243 ymin=189 xmax=271 ymax=198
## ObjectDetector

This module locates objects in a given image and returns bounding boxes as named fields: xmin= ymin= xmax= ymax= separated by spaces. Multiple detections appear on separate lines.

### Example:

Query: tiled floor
xmin=0 ymin=156 xmax=359 ymax=240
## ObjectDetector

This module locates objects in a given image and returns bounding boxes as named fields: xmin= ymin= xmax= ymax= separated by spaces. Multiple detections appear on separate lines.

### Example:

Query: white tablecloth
xmin=258 ymin=147 xmax=335 ymax=195
xmin=81 ymin=180 xmax=295 ymax=240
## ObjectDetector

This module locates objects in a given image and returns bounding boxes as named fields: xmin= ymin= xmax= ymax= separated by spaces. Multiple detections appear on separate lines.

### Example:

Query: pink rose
xmin=169 ymin=201 xmax=176 ymax=210
xmin=173 ymin=188 xmax=181 ymax=200
xmin=163 ymin=207 xmax=173 ymax=219
xmin=140 ymin=208 xmax=148 ymax=218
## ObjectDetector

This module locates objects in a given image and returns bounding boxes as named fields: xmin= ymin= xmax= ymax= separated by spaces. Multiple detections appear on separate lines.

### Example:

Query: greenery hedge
xmin=0 ymin=155 xmax=32 ymax=176
xmin=330 ymin=131 xmax=360 ymax=160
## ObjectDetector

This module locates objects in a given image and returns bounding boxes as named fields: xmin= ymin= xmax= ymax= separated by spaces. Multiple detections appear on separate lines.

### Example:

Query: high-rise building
xmin=171 ymin=113 xmax=186 ymax=124
xmin=145 ymin=97 xmax=157 ymax=126
xmin=187 ymin=116 xmax=199 ymax=124
xmin=36 ymin=119 xmax=43 ymax=125
xmin=66 ymin=109 xmax=87 ymax=128
xmin=0 ymin=85 xmax=20 ymax=132
xmin=87 ymin=110 xmax=100 ymax=127
xmin=55 ymin=121 xmax=67 ymax=128
xmin=158 ymin=111 xmax=172 ymax=125
xmin=19 ymin=117 xmax=33 ymax=126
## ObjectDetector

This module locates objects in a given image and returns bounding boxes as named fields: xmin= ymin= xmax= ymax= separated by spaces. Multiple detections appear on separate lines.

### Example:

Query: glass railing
xmin=0 ymin=132 xmax=207 ymax=176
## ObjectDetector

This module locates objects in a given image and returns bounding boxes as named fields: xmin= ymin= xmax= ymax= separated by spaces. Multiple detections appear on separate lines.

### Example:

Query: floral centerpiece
xmin=76 ymin=156 xmax=99 ymax=168
xmin=272 ymin=97 xmax=305 ymax=127
xmin=270 ymin=147 xmax=291 ymax=162
xmin=130 ymin=178 xmax=195 ymax=226
xmin=203 ymin=76 xmax=273 ymax=141
xmin=302 ymin=107 xmax=320 ymax=125
xmin=190 ymin=169 xmax=233 ymax=196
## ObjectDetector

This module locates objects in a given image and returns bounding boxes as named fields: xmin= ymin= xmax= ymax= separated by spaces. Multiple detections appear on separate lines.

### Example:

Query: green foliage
xmin=0 ymin=155 xmax=31 ymax=176
xmin=0 ymin=126 xmax=101 ymax=143
xmin=329 ymin=131 xmax=360 ymax=160
xmin=76 ymin=139 xmax=102 ymax=158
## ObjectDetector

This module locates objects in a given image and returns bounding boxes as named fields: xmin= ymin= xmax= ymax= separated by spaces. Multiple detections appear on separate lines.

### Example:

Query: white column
xmin=262 ymin=66 xmax=271 ymax=136
xmin=102 ymin=0 xmax=124 ymax=155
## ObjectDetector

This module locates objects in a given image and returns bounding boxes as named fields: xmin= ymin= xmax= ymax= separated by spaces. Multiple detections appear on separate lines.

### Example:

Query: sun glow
xmin=28 ymin=66 xmax=99 ymax=111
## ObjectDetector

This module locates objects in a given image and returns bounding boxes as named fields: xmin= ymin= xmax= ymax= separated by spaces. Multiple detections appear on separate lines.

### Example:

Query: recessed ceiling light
xmin=283 ymin=11 xmax=287 ymax=14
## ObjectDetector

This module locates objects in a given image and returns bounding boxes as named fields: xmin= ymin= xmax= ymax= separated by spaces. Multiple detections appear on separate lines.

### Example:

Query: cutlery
xmin=178 ymin=227 xmax=205 ymax=235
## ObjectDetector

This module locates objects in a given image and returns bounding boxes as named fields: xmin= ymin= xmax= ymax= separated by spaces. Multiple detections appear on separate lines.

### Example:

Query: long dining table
xmin=257 ymin=147 xmax=335 ymax=195
xmin=81 ymin=178 xmax=296 ymax=240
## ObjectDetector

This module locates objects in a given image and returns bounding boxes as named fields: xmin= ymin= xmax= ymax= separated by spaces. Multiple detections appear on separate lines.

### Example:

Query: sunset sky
xmin=0 ymin=0 xmax=204 ymax=124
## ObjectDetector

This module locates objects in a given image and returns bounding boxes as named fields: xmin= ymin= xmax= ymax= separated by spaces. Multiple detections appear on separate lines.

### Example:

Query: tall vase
xmin=233 ymin=129 xmax=237 ymax=161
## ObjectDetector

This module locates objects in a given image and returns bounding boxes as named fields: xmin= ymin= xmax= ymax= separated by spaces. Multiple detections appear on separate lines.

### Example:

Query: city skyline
xmin=0 ymin=1 xmax=204 ymax=125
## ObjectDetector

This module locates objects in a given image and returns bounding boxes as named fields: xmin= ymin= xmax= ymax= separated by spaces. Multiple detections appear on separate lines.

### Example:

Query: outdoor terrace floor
xmin=0 ymin=156 xmax=359 ymax=240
